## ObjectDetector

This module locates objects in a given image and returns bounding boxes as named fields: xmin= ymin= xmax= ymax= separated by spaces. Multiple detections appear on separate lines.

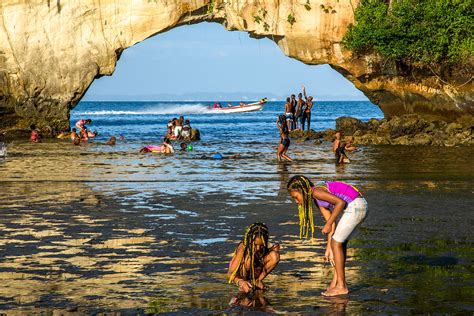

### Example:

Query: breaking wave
xmin=75 ymin=103 xmax=213 ymax=115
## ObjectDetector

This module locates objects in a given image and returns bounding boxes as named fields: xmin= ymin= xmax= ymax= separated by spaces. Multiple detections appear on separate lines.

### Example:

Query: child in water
xmin=76 ymin=119 xmax=91 ymax=141
xmin=30 ymin=124 xmax=40 ymax=143
xmin=344 ymin=136 xmax=357 ymax=152
xmin=287 ymin=175 xmax=368 ymax=296
xmin=333 ymin=132 xmax=350 ymax=164
xmin=105 ymin=136 xmax=116 ymax=145
xmin=70 ymin=128 xmax=80 ymax=145
xmin=161 ymin=137 xmax=174 ymax=154
xmin=228 ymin=223 xmax=280 ymax=293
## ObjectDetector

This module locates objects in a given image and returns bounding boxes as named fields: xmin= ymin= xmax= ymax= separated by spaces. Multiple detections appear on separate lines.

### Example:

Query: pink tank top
xmin=313 ymin=181 xmax=361 ymax=210
xmin=76 ymin=119 xmax=87 ymax=127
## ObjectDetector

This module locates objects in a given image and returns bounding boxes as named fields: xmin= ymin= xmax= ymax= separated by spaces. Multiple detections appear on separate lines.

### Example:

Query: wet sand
xmin=0 ymin=142 xmax=473 ymax=314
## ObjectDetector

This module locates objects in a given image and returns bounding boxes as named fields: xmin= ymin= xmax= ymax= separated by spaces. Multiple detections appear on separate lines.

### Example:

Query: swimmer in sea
xmin=200 ymin=153 xmax=241 ymax=159
xmin=228 ymin=223 xmax=280 ymax=293
xmin=87 ymin=130 xmax=98 ymax=139
xmin=161 ymin=137 xmax=174 ymax=154
xmin=105 ymin=136 xmax=116 ymax=145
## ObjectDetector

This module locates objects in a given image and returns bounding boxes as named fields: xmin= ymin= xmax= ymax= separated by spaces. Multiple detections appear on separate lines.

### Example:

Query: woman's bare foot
xmin=322 ymin=287 xmax=348 ymax=296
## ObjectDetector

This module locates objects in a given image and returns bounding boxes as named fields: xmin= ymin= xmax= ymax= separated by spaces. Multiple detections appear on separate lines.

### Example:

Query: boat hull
xmin=210 ymin=100 xmax=266 ymax=114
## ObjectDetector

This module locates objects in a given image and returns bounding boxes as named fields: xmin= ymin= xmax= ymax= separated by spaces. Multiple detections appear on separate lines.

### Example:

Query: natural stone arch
xmin=0 ymin=0 xmax=472 ymax=134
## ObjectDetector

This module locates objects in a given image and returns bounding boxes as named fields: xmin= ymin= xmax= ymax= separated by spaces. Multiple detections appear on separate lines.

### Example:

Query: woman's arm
xmin=228 ymin=243 xmax=244 ymax=282
xmin=319 ymin=205 xmax=336 ymax=264
xmin=312 ymin=189 xmax=346 ymax=234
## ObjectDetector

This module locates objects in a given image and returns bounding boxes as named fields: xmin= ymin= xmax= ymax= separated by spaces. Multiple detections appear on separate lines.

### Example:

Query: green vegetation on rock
xmin=344 ymin=0 xmax=473 ymax=66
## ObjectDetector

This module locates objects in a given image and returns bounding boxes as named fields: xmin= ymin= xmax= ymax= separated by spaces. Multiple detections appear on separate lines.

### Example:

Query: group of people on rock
xmin=277 ymin=86 xmax=358 ymax=164
xmin=167 ymin=116 xmax=193 ymax=140
xmin=283 ymin=85 xmax=314 ymax=132
xmin=228 ymin=175 xmax=368 ymax=298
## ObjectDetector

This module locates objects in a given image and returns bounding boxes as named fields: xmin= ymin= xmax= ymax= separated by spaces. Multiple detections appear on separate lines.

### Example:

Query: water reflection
xmin=0 ymin=140 xmax=472 ymax=313
xmin=228 ymin=290 xmax=273 ymax=313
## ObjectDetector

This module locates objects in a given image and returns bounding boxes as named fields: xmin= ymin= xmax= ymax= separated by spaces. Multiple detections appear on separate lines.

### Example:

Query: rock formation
xmin=0 ymin=0 xmax=472 ymax=134
xmin=289 ymin=116 xmax=473 ymax=146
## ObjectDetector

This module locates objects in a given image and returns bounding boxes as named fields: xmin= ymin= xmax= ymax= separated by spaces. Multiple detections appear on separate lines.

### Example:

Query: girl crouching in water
xmin=228 ymin=223 xmax=280 ymax=293
xmin=287 ymin=175 xmax=367 ymax=296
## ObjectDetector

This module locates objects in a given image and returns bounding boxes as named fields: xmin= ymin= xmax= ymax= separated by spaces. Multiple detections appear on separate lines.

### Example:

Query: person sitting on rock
xmin=181 ymin=120 xmax=192 ymax=139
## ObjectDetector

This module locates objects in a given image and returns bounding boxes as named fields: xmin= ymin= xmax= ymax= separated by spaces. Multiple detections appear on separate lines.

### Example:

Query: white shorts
xmin=174 ymin=126 xmax=183 ymax=137
xmin=332 ymin=197 xmax=368 ymax=243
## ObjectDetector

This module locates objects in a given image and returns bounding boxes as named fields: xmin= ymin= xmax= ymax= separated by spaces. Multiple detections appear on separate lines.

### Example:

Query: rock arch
xmin=0 ymin=0 xmax=472 ymax=134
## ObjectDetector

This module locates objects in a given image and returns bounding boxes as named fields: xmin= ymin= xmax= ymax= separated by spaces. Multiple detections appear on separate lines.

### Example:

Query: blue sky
xmin=83 ymin=22 xmax=368 ymax=101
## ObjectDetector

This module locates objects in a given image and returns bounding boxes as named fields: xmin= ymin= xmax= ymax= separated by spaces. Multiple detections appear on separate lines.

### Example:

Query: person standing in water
xmin=75 ymin=119 xmax=91 ymax=141
xmin=228 ymin=223 xmax=280 ymax=293
xmin=287 ymin=175 xmax=368 ymax=296
xmin=276 ymin=115 xmax=292 ymax=162
xmin=301 ymin=85 xmax=314 ymax=131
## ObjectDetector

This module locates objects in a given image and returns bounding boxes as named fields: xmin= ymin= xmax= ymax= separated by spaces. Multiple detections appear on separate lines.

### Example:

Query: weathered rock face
xmin=0 ymin=0 xmax=472 ymax=134
xmin=289 ymin=115 xmax=473 ymax=146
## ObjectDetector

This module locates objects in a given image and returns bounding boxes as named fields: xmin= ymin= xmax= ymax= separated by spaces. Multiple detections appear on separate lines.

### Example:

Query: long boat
xmin=209 ymin=98 xmax=267 ymax=113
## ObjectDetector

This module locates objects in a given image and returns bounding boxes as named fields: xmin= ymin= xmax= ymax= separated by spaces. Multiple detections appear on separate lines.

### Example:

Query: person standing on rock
xmin=284 ymin=97 xmax=294 ymax=132
xmin=290 ymin=94 xmax=297 ymax=130
xmin=295 ymin=93 xmax=305 ymax=130
xmin=302 ymin=85 xmax=314 ymax=131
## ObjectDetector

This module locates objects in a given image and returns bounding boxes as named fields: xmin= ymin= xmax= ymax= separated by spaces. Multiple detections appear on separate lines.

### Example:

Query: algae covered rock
xmin=336 ymin=117 xmax=368 ymax=135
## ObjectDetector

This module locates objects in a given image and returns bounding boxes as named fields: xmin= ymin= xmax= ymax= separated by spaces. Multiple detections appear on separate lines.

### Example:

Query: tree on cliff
xmin=344 ymin=0 xmax=473 ymax=70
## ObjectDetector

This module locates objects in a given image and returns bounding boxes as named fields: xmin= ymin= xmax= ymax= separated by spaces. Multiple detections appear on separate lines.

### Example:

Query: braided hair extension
xmin=287 ymin=175 xmax=315 ymax=239
xmin=228 ymin=222 xmax=270 ymax=287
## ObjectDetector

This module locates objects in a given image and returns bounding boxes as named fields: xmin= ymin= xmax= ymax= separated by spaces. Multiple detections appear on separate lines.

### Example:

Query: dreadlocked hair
xmin=228 ymin=222 xmax=270 ymax=287
xmin=287 ymin=175 xmax=315 ymax=239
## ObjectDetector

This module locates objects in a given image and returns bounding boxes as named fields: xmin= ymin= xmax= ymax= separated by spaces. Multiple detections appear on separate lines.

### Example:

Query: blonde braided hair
xmin=228 ymin=223 xmax=269 ymax=287
xmin=287 ymin=175 xmax=315 ymax=239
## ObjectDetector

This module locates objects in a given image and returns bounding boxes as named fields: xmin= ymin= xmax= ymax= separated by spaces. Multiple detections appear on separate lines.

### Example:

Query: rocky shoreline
xmin=290 ymin=115 xmax=473 ymax=146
